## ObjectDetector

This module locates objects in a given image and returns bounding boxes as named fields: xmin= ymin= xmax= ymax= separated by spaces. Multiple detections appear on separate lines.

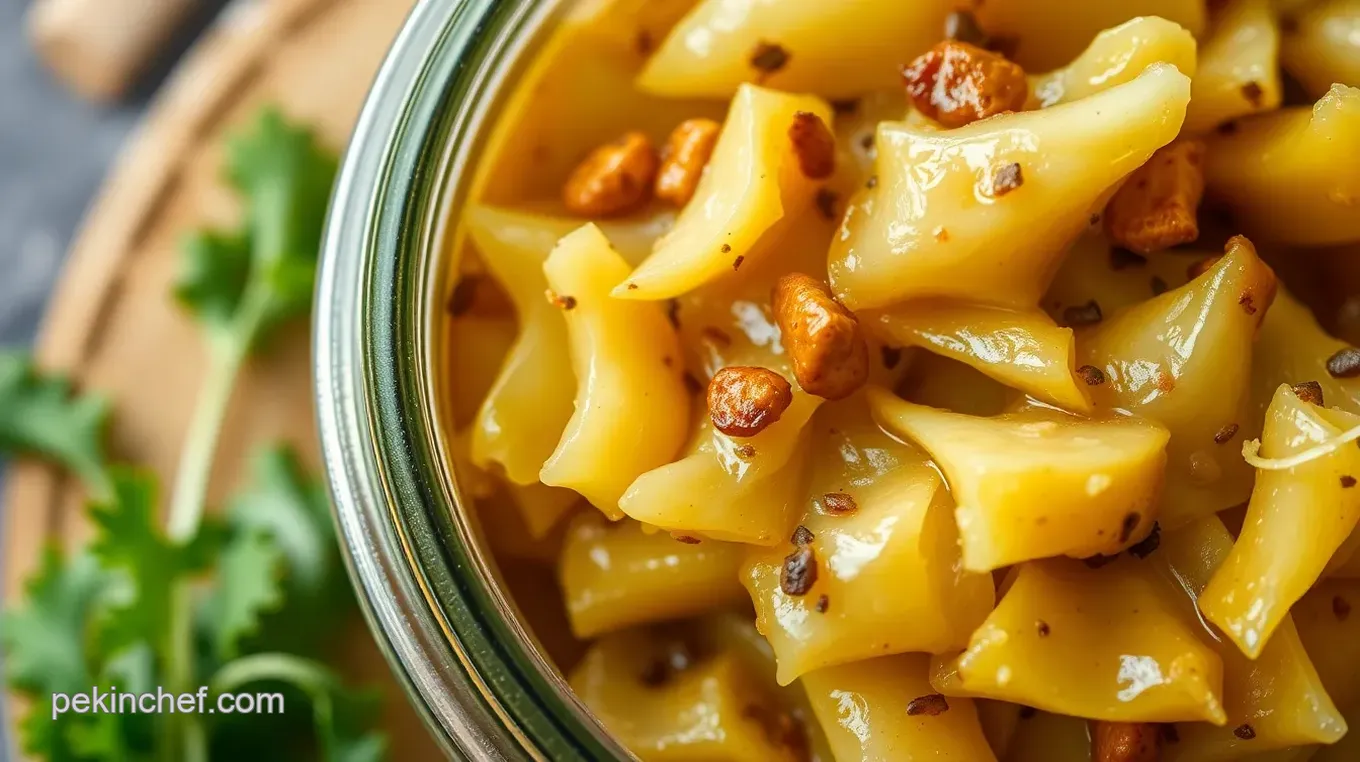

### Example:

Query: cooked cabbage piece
xmin=829 ymin=64 xmax=1191 ymax=311
xmin=742 ymin=398 xmax=993 ymax=684
xmin=1002 ymin=711 xmax=1093 ymax=762
xmin=1279 ymin=0 xmax=1360 ymax=98
xmin=968 ymin=0 xmax=1205 ymax=71
xmin=558 ymin=513 xmax=746 ymax=638
xmin=1183 ymin=0 xmax=1282 ymax=134
xmin=1200 ymin=384 xmax=1360 ymax=659
xmin=1028 ymin=16 xmax=1198 ymax=108
xmin=869 ymin=386 xmax=1169 ymax=571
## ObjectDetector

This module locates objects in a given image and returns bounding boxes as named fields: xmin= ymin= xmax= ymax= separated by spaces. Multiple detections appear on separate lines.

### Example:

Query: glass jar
xmin=313 ymin=0 xmax=626 ymax=758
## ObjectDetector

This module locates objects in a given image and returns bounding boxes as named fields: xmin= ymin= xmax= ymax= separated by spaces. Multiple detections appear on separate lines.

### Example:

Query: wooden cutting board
xmin=2 ymin=0 xmax=440 ymax=757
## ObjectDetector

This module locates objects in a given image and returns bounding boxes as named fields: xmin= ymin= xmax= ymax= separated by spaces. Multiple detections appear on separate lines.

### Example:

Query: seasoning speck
xmin=673 ymin=534 xmax=702 ymax=544
xmin=821 ymin=492 xmax=858 ymax=516
xmin=780 ymin=547 xmax=818 ymax=596
xmin=1036 ymin=620 xmax=1050 ymax=637
xmin=815 ymin=594 xmax=829 ymax=613
xmin=626 ymin=282 xmax=639 ymax=290
xmin=866 ymin=175 xmax=879 ymax=189
xmin=733 ymin=255 xmax=746 ymax=270
xmin=750 ymin=41 xmax=790 ymax=75
xmin=1293 ymin=381 xmax=1325 ymax=406
xmin=1063 ymin=300 xmax=1103 ymax=327
xmin=1077 ymin=365 xmax=1106 ymax=386
xmin=1214 ymin=423 xmax=1239 ymax=445
xmin=1128 ymin=522 xmax=1162 ymax=559
xmin=906 ymin=694 xmax=950 ymax=717
xmin=1161 ymin=724 xmax=1181 ymax=744
xmin=1241 ymin=81 xmax=1265 ymax=108
xmin=1343 ymin=475 xmax=1357 ymax=489
xmin=791 ymin=525 xmax=814 ymax=546
xmin=988 ymin=162 xmax=1024 ymax=197
xmin=1326 ymin=348 xmax=1360 ymax=378
xmin=1234 ymin=724 xmax=1256 ymax=741
xmin=720 ymin=243 xmax=732 ymax=253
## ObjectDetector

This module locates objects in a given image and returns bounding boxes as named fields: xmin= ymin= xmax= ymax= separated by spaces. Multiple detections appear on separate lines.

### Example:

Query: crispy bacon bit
xmin=1119 ymin=513 xmax=1141 ymax=544
xmin=788 ymin=111 xmax=836 ymax=180
xmin=881 ymin=346 xmax=904 ymax=370
xmin=815 ymin=594 xmax=829 ymax=613
xmin=1335 ymin=595 xmax=1352 ymax=620
xmin=772 ymin=273 xmax=870 ymax=400
xmin=1293 ymin=381 xmax=1325 ymax=406
xmin=781 ymin=546 xmax=818 ymax=596
xmin=933 ymin=226 xmax=950 ymax=242
xmin=791 ymin=525 xmax=815 ymax=546
xmin=988 ymin=162 xmax=1024 ymax=197
xmin=1156 ymin=368 xmax=1176 ymax=394
xmin=1094 ymin=721 xmax=1161 ymax=762
xmin=562 ymin=131 xmax=659 ymax=217
xmin=1242 ymin=81 xmax=1265 ymax=108
xmin=1326 ymin=348 xmax=1360 ymax=378
xmin=1063 ymin=300 xmax=1103 ymax=327
xmin=1343 ymin=476 xmax=1357 ymax=489
xmin=545 ymin=290 xmax=577 ymax=310
xmin=906 ymin=694 xmax=950 ymax=717
xmin=655 ymin=118 xmax=721 ymax=208
xmin=821 ymin=492 xmax=858 ymax=516
xmin=1036 ymin=620 xmax=1051 ymax=637
xmin=1104 ymin=141 xmax=1206 ymax=254
xmin=1110 ymin=247 xmax=1148 ymax=271
xmin=902 ymin=41 xmax=1028 ymax=129
xmin=750 ymin=41 xmax=790 ymax=75
xmin=708 ymin=367 xmax=793 ymax=438
xmin=815 ymin=188 xmax=840 ymax=221
xmin=1214 ymin=423 xmax=1240 ymax=445
xmin=1233 ymin=724 xmax=1256 ymax=741
xmin=1128 ymin=522 xmax=1162 ymax=559
xmin=673 ymin=534 xmax=702 ymax=544
xmin=1077 ymin=365 xmax=1106 ymax=386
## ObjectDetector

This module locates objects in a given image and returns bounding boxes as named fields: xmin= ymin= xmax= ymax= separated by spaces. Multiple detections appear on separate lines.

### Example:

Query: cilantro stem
xmin=210 ymin=651 xmax=335 ymax=695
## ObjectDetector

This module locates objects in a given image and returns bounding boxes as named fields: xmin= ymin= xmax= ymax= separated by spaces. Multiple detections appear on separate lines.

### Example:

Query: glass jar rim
xmin=313 ymin=1 xmax=627 ymax=758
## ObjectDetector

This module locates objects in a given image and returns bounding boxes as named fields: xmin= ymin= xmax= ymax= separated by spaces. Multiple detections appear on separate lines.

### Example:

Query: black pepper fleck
xmin=1343 ymin=476 xmax=1357 ymax=489
xmin=1214 ymin=423 xmax=1240 ymax=445
xmin=815 ymin=594 xmax=829 ymax=613
xmin=1234 ymin=724 xmax=1256 ymax=740
xmin=750 ymin=41 xmax=790 ymax=75
xmin=1326 ymin=348 xmax=1360 ymax=378
xmin=733 ymin=255 xmax=745 ymax=270
xmin=1036 ymin=620 xmax=1050 ymax=637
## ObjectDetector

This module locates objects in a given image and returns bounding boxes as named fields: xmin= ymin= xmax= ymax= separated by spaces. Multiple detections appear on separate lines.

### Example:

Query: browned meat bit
xmin=1335 ymin=595 xmax=1352 ymax=620
xmin=708 ymin=366 xmax=794 ymax=438
xmin=815 ymin=594 xmax=829 ymax=613
xmin=902 ymin=41 xmax=1028 ymax=128
xmin=1128 ymin=522 xmax=1162 ymax=559
xmin=1036 ymin=620 xmax=1051 ymax=637
xmin=1214 ymin=423 xmax=1240 ymax=445
xmin=1118 ymin=513 xmax=1141 ymax=544
xmin=780 ymin=546 xmax=818 ymax=596
xmin=988 ymin=162 xmax=1024 ymax=197
xmin=906 ymin=694 xmax=950 ymax=717
xmin=944 ymin=9 xmax=988 ymax=46
xmin=821 ymin=492 xmax=859 ymax=516
xmin=562 ymin=131 xmax=659 ymax=217
xmin=788 ymin=111 xmax=836 ymax=179
xmin=1094 ymin=721 xmax=1161 ymax=762
xmin=1327 ymin=348 xmax=1360 ymax=378
xmin=545 ymin=290 xmax=577 ymax=310
xmin=772 ymin=273 xmax=870 ymax=400
xmin=1234 ymin=724 xmax=1257 ymax=740
xmin=750 ymin=41 xmax=790 ymax=76
xmin=655 ymin=118 xmax=721 ymax=208
xmin=1064 ymin=300 xmax=1104 ymax=327
xmin=791 ymin=524 xmax=815 ymax=546
xmin=1104 ymin=141 xmax=1206 ymax=254
xmin=1077 ymin=365 xmax=1107 ymax=386
xmin=1343 ymin=476 xmax=1357 ymax=489
xmin=1293 ymin=381 xmax=1325 ymax=406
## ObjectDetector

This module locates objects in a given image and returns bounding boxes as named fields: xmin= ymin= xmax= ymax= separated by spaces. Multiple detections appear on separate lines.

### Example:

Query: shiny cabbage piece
xmin=1294 ymin=579 xmax=1360 ymax=712
xmin=975 ymin=700 xmax=1025 ymax=759
xmin=802 ymin=653 xmax=998 ymax=762
xmin=615 ymin=85 xmax=833 ymax=300
xmin=1076 ymin=236 xmax=1276 ymax=528
xmin=897 ymin=351 xmax=1012 ymax=418
xmin=464 ymin=205 xmax=674 ymax=483
xmin=1252 ymin=288 xmax=1360 ymax=423
xmin=742 ymin=397 xmax=994 ymax=684
xmin=1157 ymin=517 xmax=1346 ymax=760
xmin=870 ymin=303 xmax=1092 ymax=413
xmin=868 ymin=387 xmax=1169 ymax=572
xmin=1205 ymin=85 xmax=1360 ymax=246
xmin=1028 ymin=16 xmax=1198 ymax=108
xmin=828 ymin=63 xmax=1191 ymax=312
xmin=1003 ymin=711 xmax=1093 ymax=762
xmin=569 ymin=626 xmax=813 ymax=762
xmin=558 ymin=513 xmax=745 ymax=638
xmin=969 ymin=0 xmax=1205 ymax=71
xmin=540 ymin=225 xmax=690 ymax=517
xmin=1045 ymin=232 xmax=1195 ymax=321
xmin=636 ymin=0 xmax=952 ymax=99
xmin=931 ymin=557 xmax=1227 ymax=724
xmin=1280 ymin=0 xmax=1360 ymax=98
xmin=1183 ymin=0 xmax=1282 ymax=134
xmin=445 ymin=314 xmax=517 ymax=428
xmin=1200 ymin=385 xmax=1360 ymax=659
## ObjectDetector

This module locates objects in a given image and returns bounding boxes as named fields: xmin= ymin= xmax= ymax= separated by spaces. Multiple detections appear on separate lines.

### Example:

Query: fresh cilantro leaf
xmin=227 ymin=446 xmax=334 ymax=594
xmin=0 ymin=351 xmax=111 ymax=493
xmin=0 ymin=547 xmax=104 ymax=695
xmin=90 ymin=469 xmax=217 ymax=655
xmin=173 ymin=108 xmax=337 ymax=350
xmin=202 ymin=531 xmax=285 ymax=661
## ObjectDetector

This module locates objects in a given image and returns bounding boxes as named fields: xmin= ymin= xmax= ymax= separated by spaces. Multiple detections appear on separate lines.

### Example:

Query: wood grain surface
xmin=2 ymin=0 xmax=441 ymax=757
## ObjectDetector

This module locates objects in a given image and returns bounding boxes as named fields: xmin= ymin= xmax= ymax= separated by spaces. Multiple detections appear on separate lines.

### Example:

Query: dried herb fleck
xmin=1214 ymin=423 xmax=1240 ymax=445
xmin=780 ymin=547 xmax=818 ymax=596
xmin=750 ymin=41 xmax=790 ymax=75
xmin=821 ymin=492 xmax=858 ymax=516
xmin=1077 ymin=365 xmax=1106 ymax=386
